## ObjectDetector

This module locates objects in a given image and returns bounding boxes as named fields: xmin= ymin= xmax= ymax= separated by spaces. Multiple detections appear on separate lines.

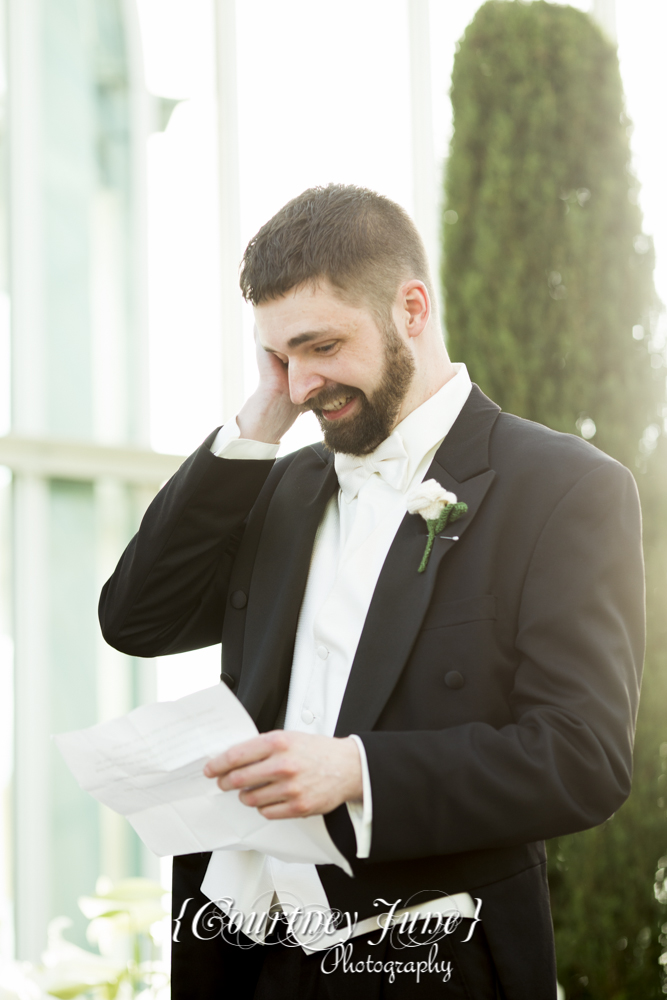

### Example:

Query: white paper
xmin=54 ymin=683 xmax=352 ymax=875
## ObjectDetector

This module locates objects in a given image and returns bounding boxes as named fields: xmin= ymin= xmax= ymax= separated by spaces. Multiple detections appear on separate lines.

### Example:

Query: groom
xmin=100 ymin=185 xmax=644 ymax=999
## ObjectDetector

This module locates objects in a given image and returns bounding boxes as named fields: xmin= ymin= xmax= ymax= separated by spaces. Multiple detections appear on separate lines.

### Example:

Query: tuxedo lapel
xmin=237 ymin=446 xmax=338 ymax=731
xmin=335 ymin=386 xmax=500 ymax=736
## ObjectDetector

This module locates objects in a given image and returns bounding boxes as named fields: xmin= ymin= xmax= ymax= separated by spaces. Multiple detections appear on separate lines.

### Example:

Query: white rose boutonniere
xmin=406 ymin=480 xmax=468 ymax=573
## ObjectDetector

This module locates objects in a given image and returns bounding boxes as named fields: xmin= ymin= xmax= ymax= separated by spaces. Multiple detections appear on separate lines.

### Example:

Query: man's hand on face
xmin=236 ymin=327 xmax=304 ymax=444
xmin=203 ymin=732 xmax=363 ymax=819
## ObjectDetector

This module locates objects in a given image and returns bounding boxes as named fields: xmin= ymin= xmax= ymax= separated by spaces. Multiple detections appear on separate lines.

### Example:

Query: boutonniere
xmin=406 ymin=480 xmax=468 ymax=573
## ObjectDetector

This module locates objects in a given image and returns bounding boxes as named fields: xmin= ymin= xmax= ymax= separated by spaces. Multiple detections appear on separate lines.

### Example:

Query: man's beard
xmin=307 ymin=320 xmax=415 ymax=456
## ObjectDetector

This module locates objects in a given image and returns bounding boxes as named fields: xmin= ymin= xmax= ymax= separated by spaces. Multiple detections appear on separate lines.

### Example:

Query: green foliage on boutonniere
xmin=406 ymin=480 xmax=468 ymax=573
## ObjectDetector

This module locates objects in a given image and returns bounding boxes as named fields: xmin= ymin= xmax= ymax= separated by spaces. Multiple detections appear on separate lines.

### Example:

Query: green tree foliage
xmin=443 ymin=3 xmax=667 ymax=996
xmin=444 ymin=0 xmax=661 ymax=468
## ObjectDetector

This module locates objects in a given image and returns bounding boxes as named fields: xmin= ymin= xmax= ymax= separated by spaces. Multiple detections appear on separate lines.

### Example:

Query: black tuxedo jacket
xmin=99 ymin=386 xmax=644 ymax=999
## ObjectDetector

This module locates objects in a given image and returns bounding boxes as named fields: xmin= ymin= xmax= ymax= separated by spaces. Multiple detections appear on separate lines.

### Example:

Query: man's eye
xmin=315 ymin=343 xmax=336 ymax=354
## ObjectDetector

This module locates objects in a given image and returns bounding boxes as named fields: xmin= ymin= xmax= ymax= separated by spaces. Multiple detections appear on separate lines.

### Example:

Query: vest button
xmin=445 ymin=670 xmax=465 ymax=690
xmin=230 ymin=590 xmax=247 ymax=609
xmin=221 ymin=672 xmax=236 ymax=689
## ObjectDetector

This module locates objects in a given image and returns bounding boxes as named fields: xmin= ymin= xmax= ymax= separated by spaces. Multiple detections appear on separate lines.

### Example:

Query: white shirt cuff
xmin=345 ymin=734 xmax=372 ymax=859
xmin=210 ymin=419 xmax=279 ymax=461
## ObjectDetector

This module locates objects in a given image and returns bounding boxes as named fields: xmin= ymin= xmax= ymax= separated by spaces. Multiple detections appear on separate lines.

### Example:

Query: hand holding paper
xmin=204 ymin=728 xmax=363 ymax=819
xmin=55 ymin=683 xmax=352 ymax=875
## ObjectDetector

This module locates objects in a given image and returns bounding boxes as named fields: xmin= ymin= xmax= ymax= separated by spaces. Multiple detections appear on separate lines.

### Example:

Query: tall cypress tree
xmin=444 ymin=0 xmax=660 ymax=468
xmin=443 ymin=3 xmax=667 ymax=996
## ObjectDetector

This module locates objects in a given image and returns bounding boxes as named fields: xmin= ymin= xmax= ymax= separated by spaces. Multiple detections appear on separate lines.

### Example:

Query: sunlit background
xmin=0 ymin=0 xmax=665 ymax=990
xmin=141 ymin=0 xmax=667 ymax=693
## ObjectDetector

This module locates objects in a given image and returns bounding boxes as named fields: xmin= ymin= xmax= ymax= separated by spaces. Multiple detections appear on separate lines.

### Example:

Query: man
xmin=99 ymin=185 xmax=644 ymax=999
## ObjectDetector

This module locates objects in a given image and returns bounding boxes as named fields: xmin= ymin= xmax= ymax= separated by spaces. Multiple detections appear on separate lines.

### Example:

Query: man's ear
xmin=401 ymin=280 xmax=431 ymax=338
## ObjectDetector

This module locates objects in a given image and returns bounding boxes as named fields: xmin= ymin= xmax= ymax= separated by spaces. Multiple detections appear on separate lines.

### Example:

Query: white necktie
xmin=334 ymin=432 xmax=410 ymax=502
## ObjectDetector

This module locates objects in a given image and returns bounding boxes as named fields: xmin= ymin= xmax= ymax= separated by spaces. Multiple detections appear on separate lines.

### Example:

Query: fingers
xmin=256 ymin=800 xmax=307 ymax=820
xmin=217 ymin=754 xmax=290 ymax=792
xmin=204 ymin=731 xmax=288 ymax=779
xmin=239 ymin=781 xmax=292 ymax=810
xmin=253 ymin=324 xmax=287 ymax=376
xmin=202 ymin=732 xmax=351 ymax=820
xmin=240 ymin=782 xmax=314 ymax=818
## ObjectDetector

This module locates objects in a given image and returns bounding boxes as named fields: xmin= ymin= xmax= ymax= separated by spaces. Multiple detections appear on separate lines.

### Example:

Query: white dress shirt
xmin=201 ymin=364 xmax=474 ymax=949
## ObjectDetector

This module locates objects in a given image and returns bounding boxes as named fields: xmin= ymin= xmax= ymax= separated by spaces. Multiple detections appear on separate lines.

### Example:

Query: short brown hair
xmin=239 ymin=184 xmax=433 ymax=321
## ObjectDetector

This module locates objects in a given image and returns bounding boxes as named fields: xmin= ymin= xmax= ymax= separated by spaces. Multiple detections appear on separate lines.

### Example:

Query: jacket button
xmin=445 ymin=670 xmax=465 ymax=690
xmin=230 ymin=590 xmax=247 ymax=609
xmin=221 ymin=672 xmax=236 ymax=689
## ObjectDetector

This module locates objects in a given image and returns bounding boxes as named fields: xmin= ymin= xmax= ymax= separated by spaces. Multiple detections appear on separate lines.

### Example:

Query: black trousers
xmin=171 ymin=866 xmax=500 ymax=1000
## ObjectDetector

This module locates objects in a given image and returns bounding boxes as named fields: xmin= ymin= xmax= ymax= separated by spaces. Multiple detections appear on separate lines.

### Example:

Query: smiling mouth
xmin=319 ymin=394 xmax=357 ymax=420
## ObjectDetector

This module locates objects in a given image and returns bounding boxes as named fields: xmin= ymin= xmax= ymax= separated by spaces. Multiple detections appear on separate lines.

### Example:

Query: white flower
xmin=406 ymin=480 xmax=458 ymax=522
xmin=80 ymin=877 xmax=169 ymax=956
xmin=30 ymin=917 xmax=126 ymax=999
xmin=0 ymin=959 xmax=44 ymax=1000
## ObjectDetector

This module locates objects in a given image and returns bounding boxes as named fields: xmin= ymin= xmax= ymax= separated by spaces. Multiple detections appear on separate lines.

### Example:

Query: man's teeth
xmin=323 ymin=395 xmax=353 ymax=412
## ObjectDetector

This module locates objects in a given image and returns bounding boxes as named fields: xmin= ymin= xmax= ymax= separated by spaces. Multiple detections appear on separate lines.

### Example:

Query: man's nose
xmin=288 ymin=362 xmax=326 ymax=406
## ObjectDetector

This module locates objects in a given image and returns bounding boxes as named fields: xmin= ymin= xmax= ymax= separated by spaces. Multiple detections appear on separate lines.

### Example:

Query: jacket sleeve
xmin=357 ymin=459 xmax=645 ymax=862
xmin=99 ymin=434 xmax=276 ymax=658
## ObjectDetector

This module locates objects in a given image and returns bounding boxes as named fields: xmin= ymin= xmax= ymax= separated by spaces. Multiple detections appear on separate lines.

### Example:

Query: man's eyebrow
xmin=263 ymin=330 xmax=337 ymax=351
